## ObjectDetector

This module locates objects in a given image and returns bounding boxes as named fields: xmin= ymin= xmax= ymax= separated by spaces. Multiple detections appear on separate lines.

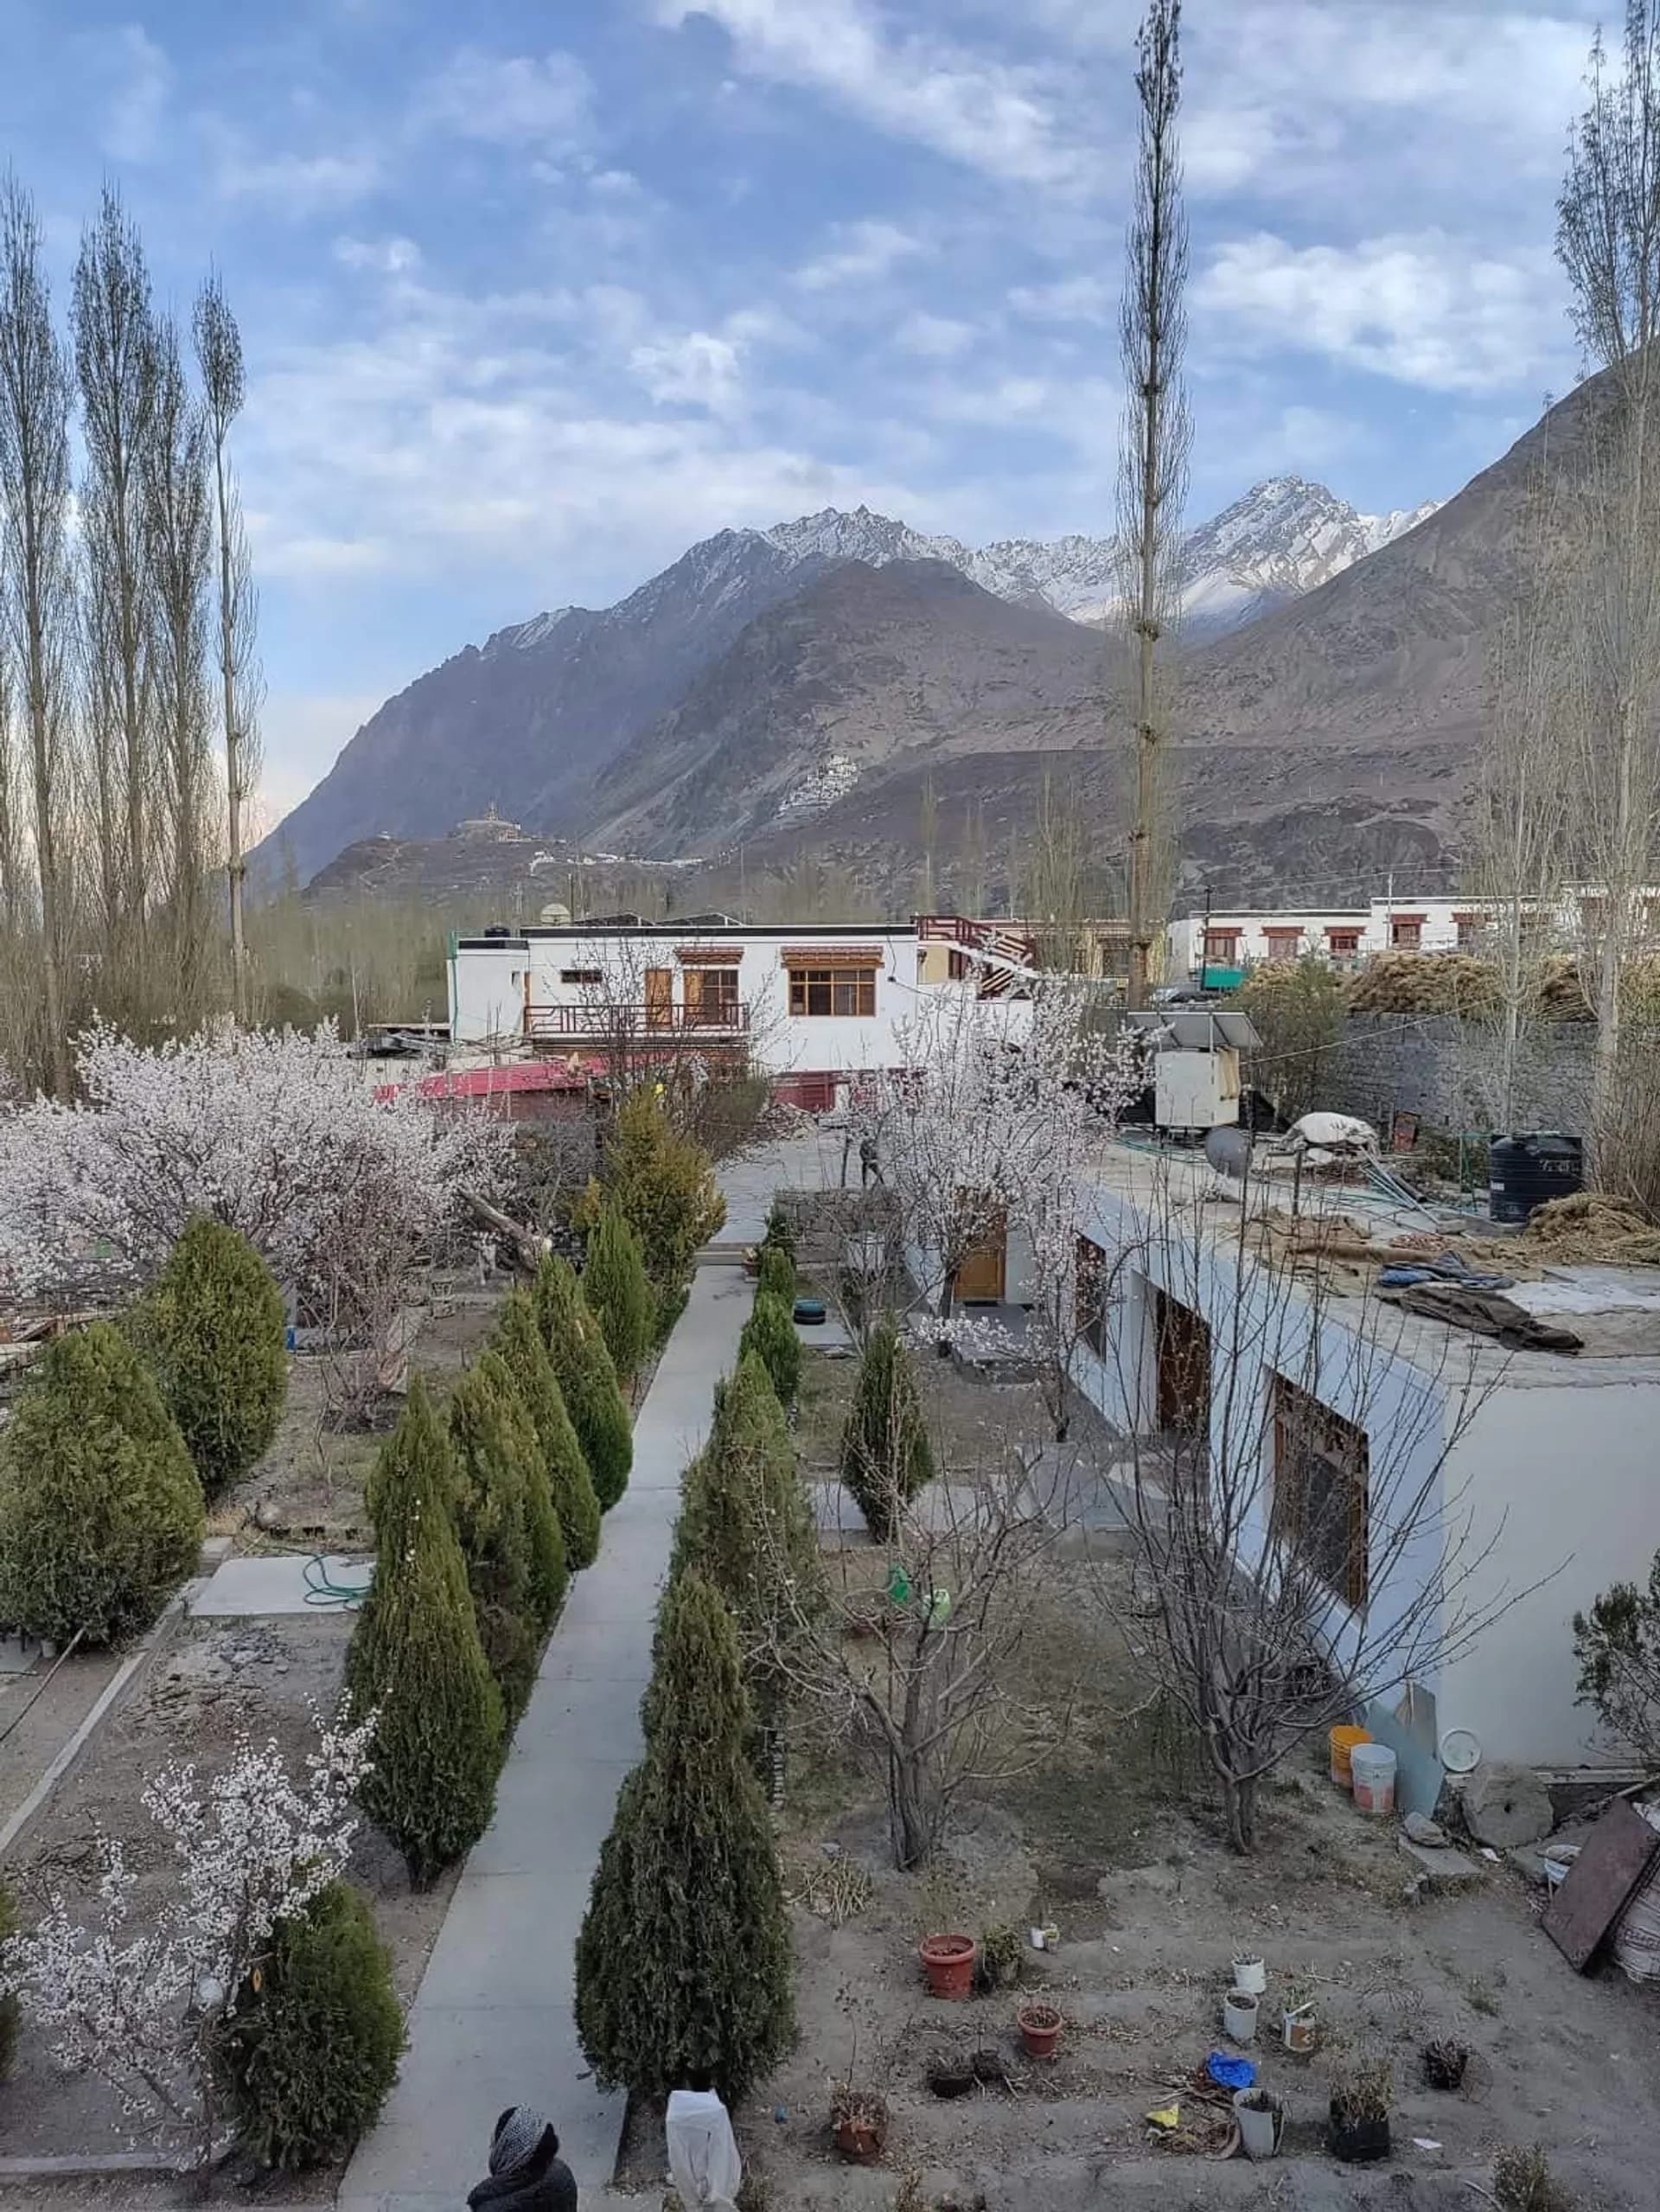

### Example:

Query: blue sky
xmin=0 ymin=0 xmax=1605 ymax=822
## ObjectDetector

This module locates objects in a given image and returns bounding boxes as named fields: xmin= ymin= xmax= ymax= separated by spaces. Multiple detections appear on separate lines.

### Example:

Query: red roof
xmin=374 ymin=1059 xmax=603 ymax=1104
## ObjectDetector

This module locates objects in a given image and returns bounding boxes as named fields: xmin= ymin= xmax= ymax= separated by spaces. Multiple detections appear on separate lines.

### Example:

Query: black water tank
xmin=1489 ymin=1133 xmax=1584 ymax=1224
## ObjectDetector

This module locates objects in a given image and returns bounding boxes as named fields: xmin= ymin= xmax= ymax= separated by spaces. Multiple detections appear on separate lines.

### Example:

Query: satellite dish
xmin=1204 ymin=1125 xmax=1253 ymax=1181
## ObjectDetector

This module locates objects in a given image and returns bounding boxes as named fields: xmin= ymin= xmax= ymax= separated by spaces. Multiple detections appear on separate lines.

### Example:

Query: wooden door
xmin=955 ymin=1210 xmax=1007 ymax=1303
xmin=1155 ymin=1290 xmax=1210 ymax=1434
xmin=645 ymin=968 xmax=673 ymax=1029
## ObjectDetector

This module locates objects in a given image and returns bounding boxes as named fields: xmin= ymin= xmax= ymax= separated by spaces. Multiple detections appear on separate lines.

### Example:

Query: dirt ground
xmin=0 ymin=1611 xmax=452 ymax=2176
xmin=621 ymin=1327 xmax=1660 ymax=2212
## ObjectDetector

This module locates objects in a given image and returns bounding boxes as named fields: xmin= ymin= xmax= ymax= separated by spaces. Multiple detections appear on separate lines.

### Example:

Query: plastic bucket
xmin=1350 ymin=1742 xmax=1397 ymax=1816
xmin=1234 ymin=2089 xmax=1283 ymax=2160
xmin=1330 ymin=1725 xmax=1370 ymax=1788
xmin=1223 ymin=1989 xmax=1260 ymax=2044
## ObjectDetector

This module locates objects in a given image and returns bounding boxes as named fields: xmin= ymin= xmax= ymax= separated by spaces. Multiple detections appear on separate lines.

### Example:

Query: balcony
xmin=525 ymin=1000 xmax=751 ymax=1043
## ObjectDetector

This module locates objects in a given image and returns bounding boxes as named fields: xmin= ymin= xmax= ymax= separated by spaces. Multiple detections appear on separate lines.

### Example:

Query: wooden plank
xmin=1543 ymin=1799 xmax=1660 ymax=1971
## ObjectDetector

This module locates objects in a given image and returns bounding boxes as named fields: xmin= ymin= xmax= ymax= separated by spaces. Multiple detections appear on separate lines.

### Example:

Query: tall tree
xmin=0 ymin=636 xmax=19 ymax=937
xmin=74 ymin=186 xmax=160 ymax=949
xmin=194 ymin=273 xmax=259 ymax=1021
xmin=0 ymin=173 xmax=74 ymax=1095
xmin=1556 ymin=0 xmax=1660 ymax=1147
xmin=1118 ymin=0 xmax=1191 ymax=1009
xmin=144 ymin=316 xmax=215 ymax=1020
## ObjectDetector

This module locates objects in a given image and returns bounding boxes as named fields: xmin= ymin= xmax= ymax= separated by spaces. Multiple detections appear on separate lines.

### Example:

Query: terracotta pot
xmin=1017 ymin=2001 xmax=1063 ymax=2060
xmin=833 ymin=2113 xmax=887 ymax=2163
xmin=918 ymin=1933 xmax=978 ymax=2000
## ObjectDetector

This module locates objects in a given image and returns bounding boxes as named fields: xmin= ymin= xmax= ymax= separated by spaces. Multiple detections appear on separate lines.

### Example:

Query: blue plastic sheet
xmin=1205 ymin=2050 xmax=1256 ymax=2091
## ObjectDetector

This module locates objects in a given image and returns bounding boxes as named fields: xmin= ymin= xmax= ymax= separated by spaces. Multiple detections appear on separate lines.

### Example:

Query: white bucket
xmin=1350 ymin=1741 xmax=1397 ymax=1817
xmin=1233 ymin=2088 xmax=1283 ymax=2160
xmin=1223 ymin=1989 xmax=1260 ymax=2044
xmin=1232 ymin=1955 xmax=1267 ymax=1995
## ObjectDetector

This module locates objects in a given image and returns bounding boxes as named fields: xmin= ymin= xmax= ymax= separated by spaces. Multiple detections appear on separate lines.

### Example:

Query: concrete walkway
xmin=337 ymin=1261 xmax=758 ymax=2212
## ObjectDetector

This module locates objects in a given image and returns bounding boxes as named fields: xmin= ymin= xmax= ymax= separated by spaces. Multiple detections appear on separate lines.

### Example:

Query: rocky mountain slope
xmin=259 ymin=477 xmax=1435 ymax=885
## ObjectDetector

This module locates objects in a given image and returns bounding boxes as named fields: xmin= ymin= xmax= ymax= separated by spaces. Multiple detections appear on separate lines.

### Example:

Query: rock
xmin=1405 ymin=1812 xmax=1449 ymax=1847
xmin=1399 ymin=1838 xmax=1484 ymax=1890
xmin=1461 ymin=1761 xmax=1552 ymax=1849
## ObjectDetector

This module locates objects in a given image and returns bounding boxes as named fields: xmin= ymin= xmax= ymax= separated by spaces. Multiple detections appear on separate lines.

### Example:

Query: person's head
xmin=686 ymin=2067 xmax=714 ymax=2094
xmin=488 ymin=2107 xmax=558 ymax=2178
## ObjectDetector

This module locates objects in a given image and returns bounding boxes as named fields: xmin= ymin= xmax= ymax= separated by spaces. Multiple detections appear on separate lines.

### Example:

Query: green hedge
xmin=133 ymin=1217 xmax=287 ymax=1497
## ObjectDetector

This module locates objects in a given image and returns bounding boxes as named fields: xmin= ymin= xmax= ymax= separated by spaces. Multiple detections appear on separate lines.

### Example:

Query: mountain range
xmin=261 ymin=474 xmax=1446 ymax=897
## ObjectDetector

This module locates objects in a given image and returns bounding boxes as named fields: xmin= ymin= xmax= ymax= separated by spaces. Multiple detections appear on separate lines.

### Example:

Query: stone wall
xmin=1321 ymin=1013 xmax=1594 ymax=1136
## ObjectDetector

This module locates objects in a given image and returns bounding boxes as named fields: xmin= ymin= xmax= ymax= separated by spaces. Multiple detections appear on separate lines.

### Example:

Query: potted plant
xmin=1232 ymin=1953 xmax=1267 ymax=1995
xmin=1328 ymin=2056 xmax=1393 ymax=2164
xmin=978 ymin=1921 xmax=1024 ymax=1994
xmin=830 ymin=2079 xmax=890 ymax=2163
xmin=918 ymin=1932 xmax=978 ymax=2000
xmin=1281 ymin=1976 xmax=1318 ymax=2056
xmin=1222 ymin=1986 xmax=1260 ymax=2044
xmin=1423 ymin=2037 xmax=1470 ymax=2091
xmin=1016 ymin=1998 xmax=1063 ymax=2060
xmin=1233 ymin=2087 xmax=1284 ymax=2162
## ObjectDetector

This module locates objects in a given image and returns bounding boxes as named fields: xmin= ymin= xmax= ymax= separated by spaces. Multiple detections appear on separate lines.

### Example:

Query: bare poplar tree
xmin=1556 ymin=0 xmax=1660 ymax=1146
xmin=0 ymin=174 xmax=75 ymax=1096
xmin=1118 ymin=0 xmax=1191 ymax=1010
xmin=0 ymin=641 xmax=19 ymax=937
xmin=74 ymin=187 xmax=160 ymax=950
xmin=194 ymin=273 xmax=259 ymax=1022
xmin=144 ymin=316 xmax=215 ymax=1024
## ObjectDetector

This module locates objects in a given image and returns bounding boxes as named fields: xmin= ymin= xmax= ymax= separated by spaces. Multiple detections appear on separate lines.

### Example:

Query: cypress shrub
xmin=584 ymin=1205 xmax=655 ymax=1384
xmin=478 ymin=1347 xmax=566 ymax=1637
xmin=674 ymin=1352 xmax=824 ymax=1704
xmin=738 ymin=1288 xmax=801 ymax=1407
xmin=348 ymin=1379 xmax=505 ymax=1886
xmin=839 ymin=1314 xmax=934 ymax=1544
xmin=755 ymin=1241 xmax=795 ymax=1307
xmin=0 ymin=1875 xmax=18 ymax=2081
xmin=134 ymin=1217 xmax=287 ymax=1497
xmin=584 ymin=1088 xmax=725 ymax=1301
xmin=574 ymin=1572 xmax=794 ymax=2100
xmin=214 ymin=1881 xmax=404 ymax=2170
xmin=762 ymin=1200 xmax=795 ymax=1264
xmin=533 ymin=1255 xmax=632 ymax=1511
xmin=0 ymin=1322 xmax=205 ymax=1646
xmin=493 ymin=1289 xmax=600 ymax=1571
xmin=446 ymin=1359 xmax=540 ymax=1720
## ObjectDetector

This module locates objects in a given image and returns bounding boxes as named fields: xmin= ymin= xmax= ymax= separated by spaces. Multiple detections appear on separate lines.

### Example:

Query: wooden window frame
xmin=1271 ymin=1373 xmax=1370 ymax=1608
xmin=1325 ymin=929 xmax=1361 ymax=956
xmin=1389 ymin=915 xmax=1424 ymax=950
xmin=787 ymin=965 xmax=877 ymax=1017
xmin=1263 ymin=930 xmax=1302 ymax=962
xmin=559 ymin=967 xmax=603 ymax=986
xmin=685 ymin=966 xmax=740 ymax=1026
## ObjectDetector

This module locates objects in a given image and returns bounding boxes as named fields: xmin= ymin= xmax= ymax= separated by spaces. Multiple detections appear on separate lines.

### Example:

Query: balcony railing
xmin=525 ymin=1001 xmax=751 ymax=1041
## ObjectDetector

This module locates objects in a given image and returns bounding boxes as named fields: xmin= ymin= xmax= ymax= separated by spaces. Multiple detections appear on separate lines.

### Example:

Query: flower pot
xmin=1282 ymin=2004 xmax=1318 ymax=2056
xmin=833 ymin=2113 xmax=887 ymax=2163
xmin=918 ymin=1933 xmax=978 ymax=1999
xmin=1222 ymin=1988 xmax=1260 ymax=2045
xmin=1329 ymin=2107 xmax=1391 ymax=2164
xmin=1232 ymin=1953 xmax=1267 ymax=1996
xmin=1017 ymin=2001 xmax=1063 ymax=2060
xmin=1233 ymin=2089 xmax=1284 ymax=2161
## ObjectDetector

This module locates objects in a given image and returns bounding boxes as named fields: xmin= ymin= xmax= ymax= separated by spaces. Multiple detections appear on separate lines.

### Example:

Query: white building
xmin=1065 ymin=1148 xmax=1660 ymax=1807
xmin=447 ymin=915 xmax=1037 ymax=1106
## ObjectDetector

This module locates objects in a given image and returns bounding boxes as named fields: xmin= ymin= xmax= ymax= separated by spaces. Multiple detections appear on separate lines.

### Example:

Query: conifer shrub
xmin=215 ymin=1881 xmax=405 ymax=2169
xmin=478 ymin=1347 xmax=567 ymax=1637
xmin=132 ymin=1217 xmax=287 ymax=1498
xmin=738 ymin=1287 xmax=801 ymax=1406
xmin=755 ymin=1240 xmax=795 ymax=1307
xmin=493 ymin=1288 xmax=601 ymax=1570
xmin=574 ymin=1572 xmax=794 ymax=2100
xmin=446 ymin=1359 xmax=540 ymax=1719
xmin=762 ymin=1200 xmax=795 ymax=1265
xmin=839 ymin=1313 xmax=934 ymax=1543
xmin=579 ymin=1088 xmax=725 ymax=1305
xmin=533 ymin=1255 xmax=632 ymax=1510
xmin=0 ymin=1322 xmax=205 ymax=1646
xmin=348 ymin=1379 xmax=504 ymax=1886
xmin=583 ymin=1205 xmax=654 ymax=1384
xmin=0 ymin=1875 xmax=18 ymax=2081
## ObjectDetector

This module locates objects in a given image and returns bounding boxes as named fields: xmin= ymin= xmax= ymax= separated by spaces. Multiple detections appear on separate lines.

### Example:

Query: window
xmin=1454 ymin=913 xmax=1482 ymax=949
xmin=1326 ymin=929 xmax=1360 ymax=956
xmin=1389 ymin=915 xmax=1423 ymax=950
xmin=788 ymin=966 xmax=876 ymax=1017
xmin=1271 ymin=1374 xmax=1369 ymax=1607
xmin=1203 ymin=930 xmax=1240 ymax=969
xmin=685 ymin=967 xmax=739 ymax=1026
xmin=1076 ymin=1236 xmax=1109 ymax=1357
xmin=559 ymin=967 xmax=603 ymax=986
xmin=1264 ymin=930 xmax=1301 ymax=962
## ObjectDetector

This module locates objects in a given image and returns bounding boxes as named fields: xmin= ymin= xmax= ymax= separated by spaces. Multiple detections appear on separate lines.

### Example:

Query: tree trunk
xmin=889 ymin=1747 xmax=937 ymax=1871
xmin=1221 ymin=1769 xmax=1258 ymax=1855
xmin=214 ymin=438 xmax=246 ymax=1021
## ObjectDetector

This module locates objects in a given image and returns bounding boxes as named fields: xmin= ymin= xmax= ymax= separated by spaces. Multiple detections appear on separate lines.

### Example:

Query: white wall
xmin=1437 ymin=1379 xmax=1660 ymax=1769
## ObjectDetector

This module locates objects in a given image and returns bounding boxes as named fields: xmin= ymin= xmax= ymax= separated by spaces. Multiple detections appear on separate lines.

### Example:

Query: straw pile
xmin=1520 ymin=1192 xmax=1660 ymax=1266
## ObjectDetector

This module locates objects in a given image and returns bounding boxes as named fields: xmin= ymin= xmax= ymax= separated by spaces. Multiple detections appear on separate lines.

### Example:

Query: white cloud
xmin=654 ymin=0 xmax=1089 ymax=189
xmin=794 ymin=218 xmax=925 ymax=291
xmin=335 ymin=234 xmax=423 ymax=274
xmin=1196 ymin=230 xmax=1564 ymax=394
xmin=893 ymin=310 xmax=975 ymax=359
xmin=252 ymin=690 xmax=397 ymax=834
xmin=73 ymin=22 xmax=173 ymax=163
xmin=419 ymin=47 xmax=595 ymax=150
xmin=219 ymin=149 xmax=381 ymax=214
xmin=629 ymin=330 xmax=747 ymax=415
xmin=1007 ymin=274 xmax=1112 ymax=323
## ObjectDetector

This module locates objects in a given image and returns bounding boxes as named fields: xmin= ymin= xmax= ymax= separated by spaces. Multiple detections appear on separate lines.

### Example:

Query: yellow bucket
xmin=1329 ymin=1726 xmax=1370 ymax=1789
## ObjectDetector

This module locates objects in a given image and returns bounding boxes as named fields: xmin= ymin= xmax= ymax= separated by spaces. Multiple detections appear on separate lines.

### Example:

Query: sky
xmin=0 ymin=0 xmax=1610 ymax=824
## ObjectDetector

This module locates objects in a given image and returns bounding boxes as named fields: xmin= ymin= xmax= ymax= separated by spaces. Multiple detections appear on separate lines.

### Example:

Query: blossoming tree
xmin=0 ymin=1710 xmax=374 ymax=2177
